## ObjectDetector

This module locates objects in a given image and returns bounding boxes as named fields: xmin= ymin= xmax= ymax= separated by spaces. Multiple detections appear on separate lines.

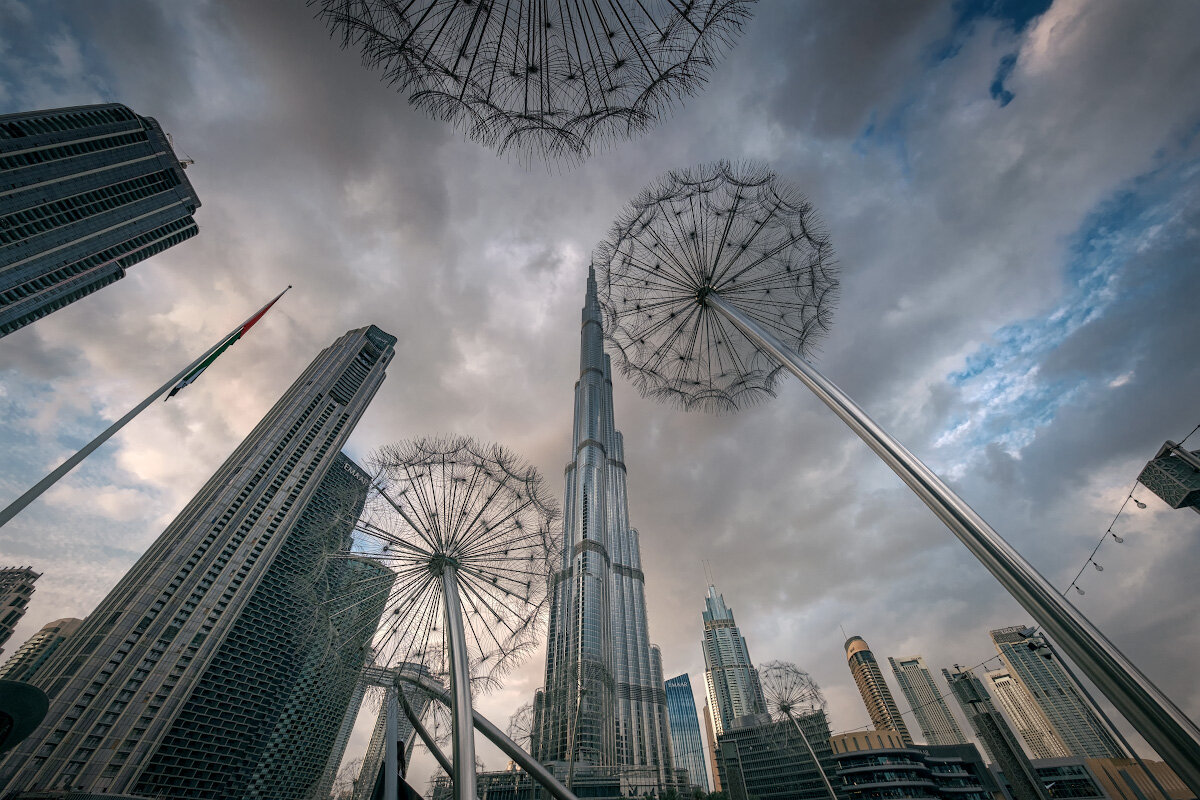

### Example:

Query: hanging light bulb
xmin=1075 ymin=586 xmax=1086 ymax=596
xmin=1132 ymin=498 xmax=1147 ymax=509
xmin=1092 ymin=561 xmax=1104 ymax=572
xmin=1112 ymin=534 xmax=1124 ymax=543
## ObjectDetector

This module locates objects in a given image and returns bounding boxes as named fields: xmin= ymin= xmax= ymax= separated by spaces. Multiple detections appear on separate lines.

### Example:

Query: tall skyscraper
xmin=990 ymin=626 xmax=1124 ymax=759
xmin=0 ymin=325 xmax=396 ymax=796
xmin=665 ymin=674 xmax=710 ymax=791
xmin=845 ymin=635 xmax=912 ymax=745
xmin=888 ymin=654 xmax=968 ymax=747
xmin=0 ymin=565 xmax=40 ymax=656
xmin=702 ymin=584 xmax=766 ymax=737
xmin=984 ymin=668 xmax=1070 ymax=760
xmin=0 ymin=104 xmax=200 ymax=337
xmin=540 ymin=268 xmax=673 ymax=786
xmin=943 ymin=666 xmax=1049 ymax=800
xmin=0 ymin=617 xmax=82 ymax=683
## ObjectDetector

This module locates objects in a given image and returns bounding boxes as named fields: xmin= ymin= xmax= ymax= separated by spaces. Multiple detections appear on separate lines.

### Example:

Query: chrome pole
xmin=400 ymin=688 xmax=454 ymax=775
xmin=396 ymin=670 xmax=583 ymax=800
xmin=386 ymin=687 xmax=400 ymax=800
xmin=788 ymin=715 xmax=837 ymax=800
xmin=707 ymin=293 xmax=1200 ymax=794
xmin=442 ymin=565 xmax=480 ymax=800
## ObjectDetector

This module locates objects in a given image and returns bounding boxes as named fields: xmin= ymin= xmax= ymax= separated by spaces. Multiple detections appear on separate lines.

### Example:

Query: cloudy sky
xmin=1 ymin=0 xmax=1198 ymax=786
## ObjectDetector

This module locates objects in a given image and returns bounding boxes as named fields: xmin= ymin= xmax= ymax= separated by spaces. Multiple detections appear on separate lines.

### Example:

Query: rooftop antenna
xmin=839 ymin=623 xmax=848 ymax=641
xmin=165 ymin=132 xmax=195 ymax=169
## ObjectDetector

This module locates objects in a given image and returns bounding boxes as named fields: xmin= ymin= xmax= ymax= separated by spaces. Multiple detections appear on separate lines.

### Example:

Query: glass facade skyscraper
xmin=990 ymin=626 xmax=1123 ymax=759
xmin=0 ymin=325 xmax=396 ymax=797
xmin=540 ymin=267 xmax=674 ymax=787
xmin=0 ymin=103 xmax=200 ymax=337
xmin=665 ymin=673 xmax=710 ymax=791
xmin=888 ymin=654 xmax=968 ymax=747
xmin=701 ymin=584 xmax=766 ymax=737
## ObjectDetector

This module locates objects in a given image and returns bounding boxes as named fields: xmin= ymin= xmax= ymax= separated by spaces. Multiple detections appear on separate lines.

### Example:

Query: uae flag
xmin=167 ymin=286 xmax=291 ymax=400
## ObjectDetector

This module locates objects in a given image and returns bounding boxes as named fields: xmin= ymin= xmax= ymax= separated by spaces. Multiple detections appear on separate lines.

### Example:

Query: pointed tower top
xmin=583 ymin=263 xmax=601 ymax=324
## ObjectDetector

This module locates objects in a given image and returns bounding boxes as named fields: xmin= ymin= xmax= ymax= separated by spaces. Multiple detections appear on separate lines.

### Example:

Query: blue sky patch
xmin=937 ymin=159 xmax=1196 ymax=461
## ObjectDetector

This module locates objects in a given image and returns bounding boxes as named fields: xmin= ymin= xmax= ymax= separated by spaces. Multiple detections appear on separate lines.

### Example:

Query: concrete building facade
xmin=888 ymin=655 xmax=968 ymax=748
xmin=0 ymin=104 xmax=200 ymax=337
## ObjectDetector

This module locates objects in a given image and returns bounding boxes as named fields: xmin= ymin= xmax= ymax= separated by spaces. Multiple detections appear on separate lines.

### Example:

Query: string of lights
xmin=1062 ymin=422 xmax=1199 ymax=598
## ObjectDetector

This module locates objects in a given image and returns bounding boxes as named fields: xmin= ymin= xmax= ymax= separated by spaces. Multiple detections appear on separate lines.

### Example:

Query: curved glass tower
xmin=540 ymin=267 xmax=673 ymax=787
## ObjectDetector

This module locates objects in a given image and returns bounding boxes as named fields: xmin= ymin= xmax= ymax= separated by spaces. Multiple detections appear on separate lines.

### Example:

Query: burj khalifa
xmin=536 ymin=267 xmax=675 ymax=790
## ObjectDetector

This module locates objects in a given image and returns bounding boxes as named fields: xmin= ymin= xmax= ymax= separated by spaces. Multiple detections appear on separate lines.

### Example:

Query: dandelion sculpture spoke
xmin=758 ymin=661 xmax=837 ymax=800
xmin=312 ymin=0 xmax=756 ymax=165
xmin=355 ymin=436 xmax=559 ymax=800
xmin=594 ymin=161 xmax=1200 ymax=792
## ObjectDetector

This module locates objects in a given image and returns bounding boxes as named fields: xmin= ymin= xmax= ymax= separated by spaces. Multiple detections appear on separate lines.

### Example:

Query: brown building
xmin=844 ymin=635 xmax=912 ymax=745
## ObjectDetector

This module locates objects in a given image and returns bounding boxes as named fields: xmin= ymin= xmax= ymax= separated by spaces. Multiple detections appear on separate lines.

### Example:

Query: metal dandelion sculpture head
xmin=356 ymin=435 xmax=559 ymax=688
xmin=313 ymin=0 xmax=756 ymax=164
xmin=595 ymin=161 xmax=837 ymax=413
xmin=759 ymin=660 xmax=826 ymax=723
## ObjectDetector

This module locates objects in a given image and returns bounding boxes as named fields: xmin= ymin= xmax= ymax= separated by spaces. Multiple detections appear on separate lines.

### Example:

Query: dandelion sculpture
xmin=758 ymin=662 xmax=837 ymax=800
xmin=312 ymin=0 xmax=756 ymax=164
xmin=594 ymin=161 xmax=1200 ymax=791
xmin=354 ymin=436 xmax=559 ymax=800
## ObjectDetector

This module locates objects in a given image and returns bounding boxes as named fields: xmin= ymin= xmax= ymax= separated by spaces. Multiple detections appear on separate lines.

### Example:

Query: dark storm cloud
xmin=1 ymin=0 xmax=1198 ymax=776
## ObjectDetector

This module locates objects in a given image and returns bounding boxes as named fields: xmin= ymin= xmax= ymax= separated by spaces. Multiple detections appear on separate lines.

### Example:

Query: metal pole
xmin=442 ymin=565 xmax=480 ymax=800
xmin=788 ymin=714 xmax=837 ymax=800
xmin=0 ymin=287 xmax=290 ymax=530
xmin=707 ymin=293 xmax=1200 ymax=794
xmin=395 ymin=670 xmax=583 ymax=800
xmin=386 ymin=687 xmax=400 ymax=800
xmin=400 ymin=688 xmax=454 ymax=775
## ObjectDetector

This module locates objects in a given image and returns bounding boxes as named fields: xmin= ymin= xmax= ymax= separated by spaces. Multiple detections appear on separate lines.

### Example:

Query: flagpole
xmin=0 ymin=287 xmax=291 ymax=530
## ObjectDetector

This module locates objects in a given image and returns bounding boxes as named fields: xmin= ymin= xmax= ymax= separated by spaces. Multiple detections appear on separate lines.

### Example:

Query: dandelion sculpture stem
xmin=595 ymin=161 xmax=1200 ymax=793
xmin=312 ymin=0 xmax=756 ymax=165
xmin=356 ymin=437 xmax=559 ymax=800
xmin=759 ymin=662 xmax=837 ymax=800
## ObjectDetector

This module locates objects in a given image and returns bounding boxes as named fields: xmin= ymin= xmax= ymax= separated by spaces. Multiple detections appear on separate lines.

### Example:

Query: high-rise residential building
xmin=0 ymin=104 xmax=200 ymax=337
xmin=943 ymin=666 xmax=1049 ymax=800
xmin=845 ymin=635 xmax=912 ymax=745
xmin=702 ymin=584 xmax=766 ymax=737
xmin=665 ymin=673 xmax=710 ymax=791
xmin=0 ymin=565 xmax=40 ymax=656
xmin=985 ymin=668 xmax=1070 ymax=760
xmin=990 ymin=626 xmax=1124 ymax=759
xmin=888 ymin=654 xmax=969 ymax=747
xmin=715 ymin=711 xmax=838 ymax=800
xmin=0 ymin=617 xmax=82 ymax=683
xmin=539 ymin=268 xmax=674 ymax=787
xmin=0 ymin=324 xmax=396 ymax=797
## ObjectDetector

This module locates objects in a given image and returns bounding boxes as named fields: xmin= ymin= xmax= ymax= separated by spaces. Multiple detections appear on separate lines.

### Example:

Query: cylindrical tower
xmin=844 ymin=636 xmax=912 ymax=745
